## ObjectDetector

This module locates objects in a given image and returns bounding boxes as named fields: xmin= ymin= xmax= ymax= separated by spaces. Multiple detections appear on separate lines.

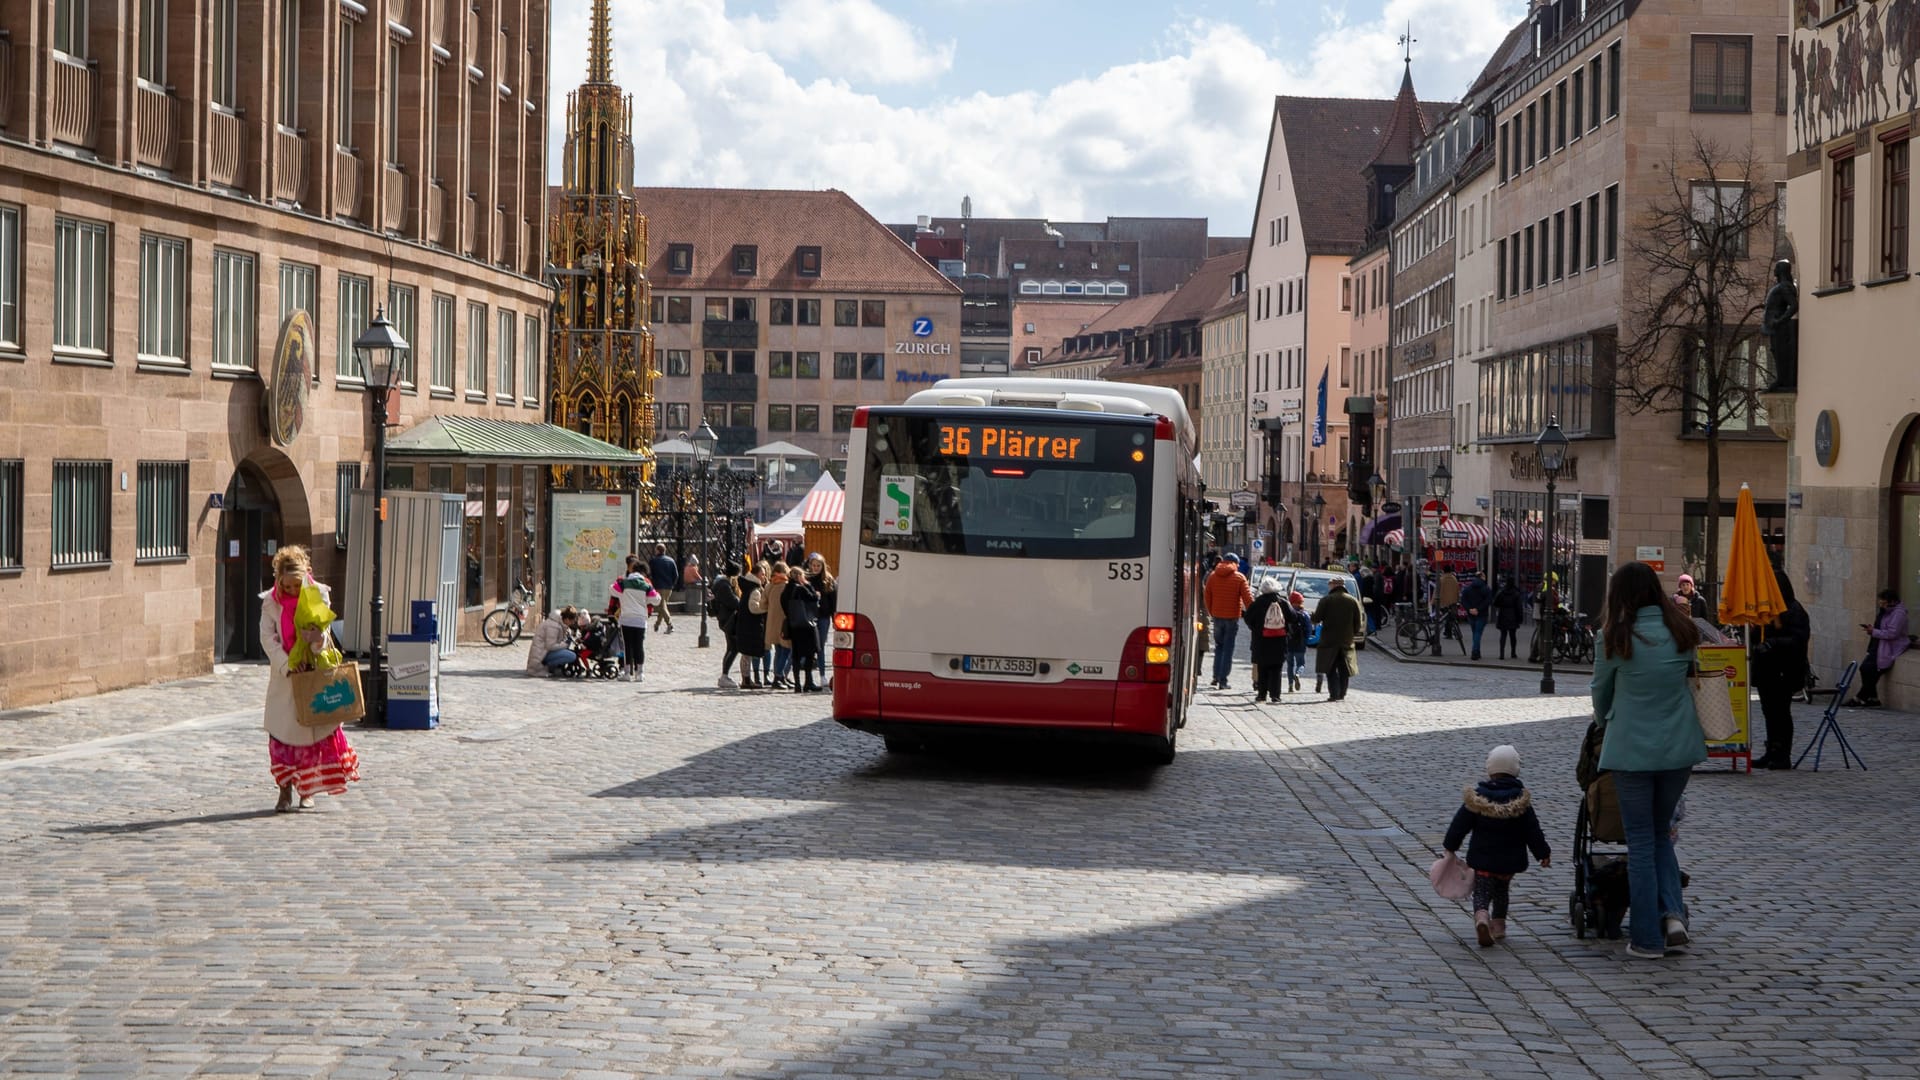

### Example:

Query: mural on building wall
xmin=1793 ymin=1 xmax=1917 ymax=153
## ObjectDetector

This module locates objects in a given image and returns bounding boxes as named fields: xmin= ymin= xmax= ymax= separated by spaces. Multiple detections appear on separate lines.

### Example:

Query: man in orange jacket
xmin=1204 ymin=553 xmax=1255 ymax=689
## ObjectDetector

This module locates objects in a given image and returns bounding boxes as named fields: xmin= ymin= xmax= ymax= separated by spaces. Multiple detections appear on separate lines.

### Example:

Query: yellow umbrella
xmin=1718 ymin=482 xmax=1785 ymax=626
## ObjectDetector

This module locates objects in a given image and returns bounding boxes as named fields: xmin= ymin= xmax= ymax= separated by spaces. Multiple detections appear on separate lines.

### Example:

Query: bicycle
xmin=482 ymin=581 xmax=541 ymax=646
xmin=1395 ymin=606 xmax=1467 ymax=656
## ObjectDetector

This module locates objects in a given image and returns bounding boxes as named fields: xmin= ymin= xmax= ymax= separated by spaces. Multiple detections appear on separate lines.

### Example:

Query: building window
xmin=522 ymin=315 xmax=540 ymax=405
xmin=0 ymin=204 xmax=17 ymax=352
xmin=54 ymin=0 xmax=88 ymax=57
xmin=832 ymin=405 xmax=855 ymax=432
xmin=1605 ymin=185 xmax=1620 ymax=262
xmin=336 ymin=272 xmax=371 ymax=378
xmin=797 ymin=246 xmax=821 ymax=276
xmin=769 ymin=350 xmax=794 ymax=378
xmin=663 ymin=403 xmax=690 ymax=430
xmin=467 ymin=300 xmax=488 ymax=395
xmin=280 ymin=259 xmax=317 ymax=330
xmin=664 ymin=349 xmax=691 ymax=376
xmin=796 ymin=405 xmax=819 ymax=433
xmin=666 ymin=295 xmax=691 ymax=323
xmin=834 ymin=351 xmax=857 ymax=379
xmin=335 ymin=16 xmax=354 ymax=147
xmin=767 ymin=404 xmax=792 ymax=432
xmin=1498 ymin=122 xmax=1509 ymax=181
xmin=1691 ymin=36 xmax=1752 ymax=112
xmin=1776 ymin=36 xmax=1789 ymax=115
xmin=277 ymin=0 xmax=298 ymax=125
xmin=834 ymin=299 xmax=858 ymax=327
xmin=1553 ymin=211 xmax=1567 ymax=280
xmin=1693 ymin=338 xmax=1774 ymax=432
xmin=1884 ymin=138 xmax=1910 ymax=276
xmin=797 ymin=298 xmax=821 ymax=326
xmin=138 ymin=0 xmax=166 ymax=83
xmin=1020 ymin=281 xmax=1040 ymax=295
xmin=729 ymin=350 xmax=754 ymax=375
xmin=54 ymin=217 xmax=110 ymax=355
xmin=386 ymin=41 xmax=402 ymax=165
xmin=388 ymin=282 xmax=417 ymax=386
xmin=0 ymin=459 xmax=20 ymax=571
xmin=52 ymin=459 xmax=111 ymax=568
xmin=1690 ymin=183 xmax=1750 ymax=257
xmin=1571 ymin=70 xmax=1584 ymax=141
xmin=731 ymin=245 xmax=757 ymax=276
xmin=667 ymin=243 xmax=693 ymax=274
xmin=731 ymin=296 xmax=753 ymax=321
xmin=1496 ymin=238 xmax=1507 ymax=299
xmin=796 ymin=351 xmax=819 ymax=378
xmin=861 ymin=300 xmax=886 ymax=327
xmin=704 ymin=349 xmax=726 ymax=374
xmin=136 ymin=234 xmax=189 ymax=366
xmin=211 ymin=0 xmax=237 ymax=106
xmin=1831 ymin=153 xmax=1856 ymax=285
xmin=1555 ymin=81 xmax=1568 ymax=150
xmin=860 ymin=352 xmax=884 ymax=380
xmin=1586 ymin=193 xmax=1601 ymax=268
xmin=770 ymin=298 xmax=793 ymax=325
xmin=1523 ymin=227 xmax=1535 ymax=291
xmin=703 ymin=297 xmax=728 ymax=321
xmin=496 ymin=308 xmax=515 ymax=399
xmin=430 ymin=292 xmax=455 ymax=392
xmin=730 ymin=403 xmax=754 ymax=429
xmin=212 ymin=250 xmax=257 ymax=371
xmin=334 ymin=462 xmax=360 ymax=549
xmin=1608 ymin=41 xmax=1622 ymax=118
xmin=137 ymin=461 xmax=189 ymax=560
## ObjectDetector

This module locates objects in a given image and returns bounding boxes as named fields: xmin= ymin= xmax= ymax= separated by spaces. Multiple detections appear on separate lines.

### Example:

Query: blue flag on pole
xmin=1312 ymin=371 xmax=1328 ymax=447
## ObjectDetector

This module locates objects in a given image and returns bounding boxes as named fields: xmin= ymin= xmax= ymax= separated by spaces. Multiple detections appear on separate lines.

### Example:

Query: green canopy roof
xmin=385 ymin=416 xmax=650 ymax=464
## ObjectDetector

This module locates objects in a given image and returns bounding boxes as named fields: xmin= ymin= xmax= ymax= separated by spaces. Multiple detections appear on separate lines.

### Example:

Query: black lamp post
xmin=1535 ymin=417 xmax=1569 ymax=694
xmin=1311 ymin=493 xmax=1326 ymax=565
xmin=1429 ymin=462 xmax=1453 ymax=657
xmin=354 ymin=306 xmax=409 ymax=727
xmin=692 ymin=421 xmax=717 ymax=648
xmin=1366 ymin=472 xmax=1386 ymax=557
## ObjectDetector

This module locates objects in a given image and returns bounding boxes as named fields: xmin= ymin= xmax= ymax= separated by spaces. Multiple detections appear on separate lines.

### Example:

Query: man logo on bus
xmin=911 ymin=316 xmax=934 ymax=338
xmin=878 ymin=475 xmax=915 ymax=535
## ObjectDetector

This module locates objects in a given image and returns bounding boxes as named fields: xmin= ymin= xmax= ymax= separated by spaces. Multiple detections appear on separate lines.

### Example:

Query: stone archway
xmin=213 ymin=446 xmax=313 ymax=661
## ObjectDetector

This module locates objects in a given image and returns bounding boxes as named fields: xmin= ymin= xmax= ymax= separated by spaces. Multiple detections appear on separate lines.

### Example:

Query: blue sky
xmin=549 ymin=0 xmax=1526 ymax=232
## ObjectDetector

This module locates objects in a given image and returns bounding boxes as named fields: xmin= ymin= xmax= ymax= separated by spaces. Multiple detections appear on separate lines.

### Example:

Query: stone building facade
xmin=0 ymin=0 xmax=555 ymax=707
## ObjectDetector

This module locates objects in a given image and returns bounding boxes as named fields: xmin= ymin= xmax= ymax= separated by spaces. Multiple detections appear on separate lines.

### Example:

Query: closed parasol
xmin=1717 ymin=483 xmax=1785 ymax=627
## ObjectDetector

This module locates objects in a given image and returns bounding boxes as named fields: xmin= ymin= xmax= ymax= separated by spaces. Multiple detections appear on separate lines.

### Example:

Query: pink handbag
xmin=1429 ymin=853 xmax=1473 ymax=900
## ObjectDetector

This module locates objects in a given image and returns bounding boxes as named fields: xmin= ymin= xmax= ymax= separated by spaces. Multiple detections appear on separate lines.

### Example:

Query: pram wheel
xmin=1569 ymin=893 xmax=1588 ymax=939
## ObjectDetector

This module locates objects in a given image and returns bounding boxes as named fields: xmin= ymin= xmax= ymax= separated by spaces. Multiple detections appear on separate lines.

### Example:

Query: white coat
xmin=260 ymin=581 xmax=336 ymax=747
xmin=524 ymin=614 xmax=574 ymax=675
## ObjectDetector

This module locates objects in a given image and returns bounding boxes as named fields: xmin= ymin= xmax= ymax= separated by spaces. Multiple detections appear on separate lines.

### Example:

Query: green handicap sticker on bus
xmin=878 ymin=474 xmax=915 ymax=535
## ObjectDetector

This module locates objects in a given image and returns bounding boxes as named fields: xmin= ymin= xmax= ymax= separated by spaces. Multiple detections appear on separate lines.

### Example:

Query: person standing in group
xmin=1204 ymin=552 xmax=1254 ymax=690
xmin=648 ymin=544 xmax=679 ymax=634
xmin=1673 ymin=574 xmax=1710 ymax=620
xmin=1749 ymin=570 xmax=1811 ymax=770
xmin=783 ymin=569 xmax=823 ymax=692
xmin=1241 ymin=579 xmax=1291 ymax=703
xmin=1433 ymin=565 xmax=1461 ymax=621
xmin=1461 ymin=574 xmax=1493 ymax=661
xmin=736 ymin=566 xmax=770 ymax=688
xmin=805 ymin=554 xmax=837 ymax=683
xmin=1589 ymin=561 xmax=1703 ymax=959
xmin=1442 ymin=744 xmax=1551 ymax=947
xmin=1311 ymin=577 xmax=1365 ymax=701
xmin=763 ymin=561 xmax=794 ymax=688
xmin=612 ymin=557 xmax=657 ymax=683
xmin=259 ymin=546 xmax=362 ymax=812
xmin=1849 ymin=588 xmax=1909 ymax=707
xmin=1285 ymin=590 xmax=1311 ymax=692
xmin=1492 ymin=577 xmax=1526 ymax=660
xmin=1357 ymin=565 xmax=1384 ymax=633
xmin=709 ymin=561 xmax=743 ymax=689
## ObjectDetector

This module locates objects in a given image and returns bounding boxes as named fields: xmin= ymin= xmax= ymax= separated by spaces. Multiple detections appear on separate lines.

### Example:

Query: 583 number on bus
xmin=863 ymin=551 xmax=902 ymax=571
xmin=1106 ymin=562 xmax=1145 ymax=581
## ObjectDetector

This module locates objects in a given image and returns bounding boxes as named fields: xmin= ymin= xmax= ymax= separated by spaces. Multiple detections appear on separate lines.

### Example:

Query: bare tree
xmin=1617 ymin=135 xmax=1779 ymax=602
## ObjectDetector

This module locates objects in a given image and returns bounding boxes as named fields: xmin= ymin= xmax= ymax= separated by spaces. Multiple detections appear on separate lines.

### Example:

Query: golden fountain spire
xmin=587 ymin=0 xmax=614 ymax=84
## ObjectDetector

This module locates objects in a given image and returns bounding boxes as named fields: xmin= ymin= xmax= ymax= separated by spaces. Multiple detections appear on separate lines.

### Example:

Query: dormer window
xmin=732 ymin=245 xmax=757 ymax=276
xmin=667 ymin=243 xmax=693 ymax=275
xmin=796 ymin=245 xmax=821 ymax=276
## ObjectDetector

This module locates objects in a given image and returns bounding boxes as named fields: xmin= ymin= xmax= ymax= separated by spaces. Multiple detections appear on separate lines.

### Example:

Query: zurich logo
xmin=911 ymin=317 xmax=934 ymax=338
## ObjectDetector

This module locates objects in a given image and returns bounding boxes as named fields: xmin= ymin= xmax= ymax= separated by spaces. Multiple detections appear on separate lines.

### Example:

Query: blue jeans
xmin=1612 ymin=767 xmax=1691 ymax=951
xmin=542 ymin=648 xmax=578 ymax=673
xmin=1211 ymin=617 xmax=1240 ymax=685
xmin=774 ymin=644 xmax=792 ymax=680
xmin=1469 ymin=615 xmax=1488 ymax=656
xmin=1286 ymin=648 xmax=1305 ymax=683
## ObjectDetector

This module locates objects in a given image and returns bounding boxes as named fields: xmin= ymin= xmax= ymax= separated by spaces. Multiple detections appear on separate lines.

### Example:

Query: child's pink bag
xmin=1429 ymin=853 xmax=1473 ymax=900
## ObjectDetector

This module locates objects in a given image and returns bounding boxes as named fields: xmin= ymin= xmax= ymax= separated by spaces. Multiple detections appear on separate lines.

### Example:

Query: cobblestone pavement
xmin=2 ymin=627 xmax=1916 ymax=1078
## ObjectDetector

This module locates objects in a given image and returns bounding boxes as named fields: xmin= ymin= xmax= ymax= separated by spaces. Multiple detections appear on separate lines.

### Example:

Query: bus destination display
xmin=936 ymin=422 xmax=1095 ymax=462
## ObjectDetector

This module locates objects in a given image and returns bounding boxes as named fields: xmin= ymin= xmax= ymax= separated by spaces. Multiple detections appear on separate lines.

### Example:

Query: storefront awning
xmin=386 ymin=416 xmax=650 ymax=465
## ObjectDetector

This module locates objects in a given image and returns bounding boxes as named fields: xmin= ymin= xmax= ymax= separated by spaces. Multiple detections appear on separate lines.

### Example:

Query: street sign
xmin=1229 ymin=491 xmax=1258 ymax=508
xmin=1253 ymin=538 xmax=1265 ymax=552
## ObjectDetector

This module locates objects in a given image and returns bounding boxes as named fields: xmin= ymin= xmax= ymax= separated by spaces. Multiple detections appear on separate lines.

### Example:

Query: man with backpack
xmin=1242 ymin=579 xmax=1293 ymax=703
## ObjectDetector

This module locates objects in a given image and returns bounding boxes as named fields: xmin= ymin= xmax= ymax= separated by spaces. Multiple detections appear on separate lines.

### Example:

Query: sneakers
xmin=1663 ymin=917 xmax=1689 ymax=950
xmin=1625 ymin=943 xmax=1668 ymax=959
xmin=718 ymin=675 xmax=738 ymax=689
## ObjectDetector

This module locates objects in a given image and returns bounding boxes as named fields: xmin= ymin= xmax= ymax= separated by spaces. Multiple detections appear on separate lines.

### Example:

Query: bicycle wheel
xmin=482 ymin=608 xmax=521 ymax=646
xmin=1396 ymin=618 xmax=1427 ymax=653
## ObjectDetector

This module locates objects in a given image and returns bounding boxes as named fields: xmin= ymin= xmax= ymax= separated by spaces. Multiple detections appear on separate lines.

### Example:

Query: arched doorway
xmin=1891 ymin=418 xmax=1920 ymax=615
xmin=215 ymin=461 xmax=284 ymax=661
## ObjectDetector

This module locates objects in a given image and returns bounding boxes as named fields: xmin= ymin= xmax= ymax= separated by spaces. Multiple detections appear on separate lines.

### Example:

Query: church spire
xmin=587 ymin=0 xmax=614 ymax=84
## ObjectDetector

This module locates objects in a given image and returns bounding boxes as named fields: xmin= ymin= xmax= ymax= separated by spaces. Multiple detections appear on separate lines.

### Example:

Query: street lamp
xmin=1311 ymin=493 xmax=1326 ymax=565
xmin=1429 ymin=463 xmax=1453 ymax=657
xmin=353 ymin=306 xmax=410 ymax=727
xmin=1535 ymin=417 xmax=1569 ymax=694
xmin=692 ymin=421 xmax=718 ymax=649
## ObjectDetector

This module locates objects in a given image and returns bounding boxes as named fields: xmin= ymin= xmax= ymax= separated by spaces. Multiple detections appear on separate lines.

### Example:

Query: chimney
xmin=916 ymin=215 xmax=931 ymax=233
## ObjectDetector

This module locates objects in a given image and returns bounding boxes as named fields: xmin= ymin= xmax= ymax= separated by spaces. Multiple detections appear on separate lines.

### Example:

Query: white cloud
xmin=549 ymin=0 xmax=1525 ymax=230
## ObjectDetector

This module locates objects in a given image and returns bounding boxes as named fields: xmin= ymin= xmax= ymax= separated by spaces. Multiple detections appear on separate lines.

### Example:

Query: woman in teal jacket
xmin=1590 ymin=561 xmax=1704 ymax=959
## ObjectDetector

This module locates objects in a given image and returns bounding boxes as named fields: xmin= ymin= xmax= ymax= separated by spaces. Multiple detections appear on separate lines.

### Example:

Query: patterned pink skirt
xmin=268 ymin=728 xmax=362 ymax=797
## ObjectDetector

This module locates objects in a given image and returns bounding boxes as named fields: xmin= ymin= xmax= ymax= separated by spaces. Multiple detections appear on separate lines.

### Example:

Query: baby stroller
xmin=565 ymin=614 xmax=624 ymax=679
xmin=1569 ymin=719 xmax=1688 ymax=939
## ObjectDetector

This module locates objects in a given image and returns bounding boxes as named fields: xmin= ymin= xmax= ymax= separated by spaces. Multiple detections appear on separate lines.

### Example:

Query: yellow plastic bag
xmin=286 ymin=583 xmax=342 ymax=673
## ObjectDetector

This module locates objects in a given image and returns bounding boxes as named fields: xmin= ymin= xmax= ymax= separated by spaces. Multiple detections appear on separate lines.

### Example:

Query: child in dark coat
xmin=1443 ymin=745 xmax=1552 ymax=946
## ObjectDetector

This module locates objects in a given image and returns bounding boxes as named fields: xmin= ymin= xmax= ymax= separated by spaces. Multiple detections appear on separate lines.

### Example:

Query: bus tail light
xmin=834 ymin=612 xmax=879 ymax=670
xmin=1120 ymin=626 xmax=1172 ymax=684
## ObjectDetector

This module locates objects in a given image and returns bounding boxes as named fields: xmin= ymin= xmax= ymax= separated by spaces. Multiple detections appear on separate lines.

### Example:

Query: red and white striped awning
xmin=1382 ymin=520 xmax=1491 ymax=550
xmin=799 ymin=486 xmax=845 ymax=524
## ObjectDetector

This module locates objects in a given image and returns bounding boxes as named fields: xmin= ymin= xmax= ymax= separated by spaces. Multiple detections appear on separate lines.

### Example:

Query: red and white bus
xmin=831 ymin=378 xmax=1207 ymax=763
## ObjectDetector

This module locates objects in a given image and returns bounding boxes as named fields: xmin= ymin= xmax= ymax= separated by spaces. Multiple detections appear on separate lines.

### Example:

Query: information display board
xmin=1697 ymin=644 xmax=1752 ymax=769
xmin=550 ymin=492 xmax=633 ymax=614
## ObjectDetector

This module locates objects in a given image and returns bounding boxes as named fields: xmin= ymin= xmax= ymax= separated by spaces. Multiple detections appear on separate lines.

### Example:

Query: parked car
xmin=1284 ymin=568 xmax=1370 ymax=647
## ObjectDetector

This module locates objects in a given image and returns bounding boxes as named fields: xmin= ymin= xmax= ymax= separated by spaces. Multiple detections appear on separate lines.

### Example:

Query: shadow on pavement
xmin=53 ymin=808 xmax=282 ymax=834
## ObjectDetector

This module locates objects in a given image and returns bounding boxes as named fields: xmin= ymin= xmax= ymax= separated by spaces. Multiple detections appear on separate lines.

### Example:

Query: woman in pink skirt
xmin=261 ymin=545 xmax=361 ymax=811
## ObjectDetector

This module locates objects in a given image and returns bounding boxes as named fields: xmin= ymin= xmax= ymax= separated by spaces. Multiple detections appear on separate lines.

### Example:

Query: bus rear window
xmin=860 ymin=414 xmax=1152 ymax=559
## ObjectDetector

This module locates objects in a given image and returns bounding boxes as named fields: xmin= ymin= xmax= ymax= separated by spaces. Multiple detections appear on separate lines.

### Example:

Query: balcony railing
xmin=334 ymin=147 xmax=361 ymax=221
xmin=491 ymin=206 xmax=505 ymax=265
xmin=273 ymin=125 xmax=308 ymax=203
xmin=702 ymin=319 xmax=760 ymax=349
xmin=466 ymin=7 xmax=479 ymax=67
xmin=426 ymin=182 xmax=445 ymax=244
xmin=207 ymin=107 xmax=244 ymax=186
xmin=701 ymin=373 xmax=759 ymax=402
xmin=49 ymin=53 xmax=96 ymax=148
xmin=461 ymin=194 xmax=477 ymax=255
xmin=713 ymin=426 xmax=759 ymax=457
xmin=382 ymin=166 xmax=405 ymax=230
xmin=132 ymin=83 xmax=178 ymax=171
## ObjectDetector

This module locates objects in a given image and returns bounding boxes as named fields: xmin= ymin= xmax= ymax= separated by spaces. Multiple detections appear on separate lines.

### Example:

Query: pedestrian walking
xmin=736 ymin=567 xmax=771 ymax=688
xmin=1848 ymin=588 xmax=1909 ymax=707
xmin=764 ymin=561 xmax=794 ymax=687
xmin=612 ymin=557 xmax=657 ymax=683
xmin=709 ymin=562 xmax=743 ymax=689
xmin=1673 ymin=574 xmax=1710 ymax=620
xmin=783 ymin=571 xmax=823 ymax=693
xmin=1461 ymin=574 xmax=1493 ymax=660
xmin=1589 ymin=561 xmax=1703 ymax=959
xmin=260 ymin=545 xmax=361 ymax=812
xmin=1493 ymin=577 xmax=1525 ymax=660
xmin=1311 ymin=577 xmax=1365 ymax=701
xmin=1750 ymin=569 xmax=1810 ymax=770
xmin=1285 ymin=590 xmax=1310 ymax=692
xmin=1443 ymin=744 xmax=1551 ymax=946
xmin=1242 ymin=579 xmax=1291 ymax=703
xmin=1204 ymin=552 xmax=1254 ymax=690
xmin=648 ymin=544 xmax=679 ymax=633
xmin=805 ymin=554 xmax=837 ymax=682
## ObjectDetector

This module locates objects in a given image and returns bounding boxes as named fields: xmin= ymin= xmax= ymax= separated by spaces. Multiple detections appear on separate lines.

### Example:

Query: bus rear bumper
xmin=832 ymin=668 xmax=1166 ymax=737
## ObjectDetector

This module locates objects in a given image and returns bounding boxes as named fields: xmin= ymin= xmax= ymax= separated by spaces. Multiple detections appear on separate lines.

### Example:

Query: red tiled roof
xmin=1151 ymin=252 xmax=1244 ymax=326
xmin=622 ymin=188 xmax=961 ymax=296
xmin=1273 ymin=95 xmax=1450 ymax=257
xmin=1012 ymin=300 xmax=1113 ymax=370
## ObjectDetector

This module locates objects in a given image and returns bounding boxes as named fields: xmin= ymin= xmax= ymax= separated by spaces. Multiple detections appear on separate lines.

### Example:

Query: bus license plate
xmin=962 ymin=654 xmax=1037 ymax=676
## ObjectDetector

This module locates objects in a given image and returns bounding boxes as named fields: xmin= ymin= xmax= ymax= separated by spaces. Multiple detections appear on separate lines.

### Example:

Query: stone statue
xmin=1762 ymin=259 xmax=1798 ymax=391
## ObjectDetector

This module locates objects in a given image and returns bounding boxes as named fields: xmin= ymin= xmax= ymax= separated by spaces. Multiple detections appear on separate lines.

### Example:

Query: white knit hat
xmin=1486 ymin=744 xmax=1521 ymax=777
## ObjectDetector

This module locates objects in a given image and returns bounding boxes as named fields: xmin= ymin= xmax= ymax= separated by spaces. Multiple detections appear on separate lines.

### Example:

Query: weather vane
xmin=1399 ymin=23 xmax=1417 ymax=65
